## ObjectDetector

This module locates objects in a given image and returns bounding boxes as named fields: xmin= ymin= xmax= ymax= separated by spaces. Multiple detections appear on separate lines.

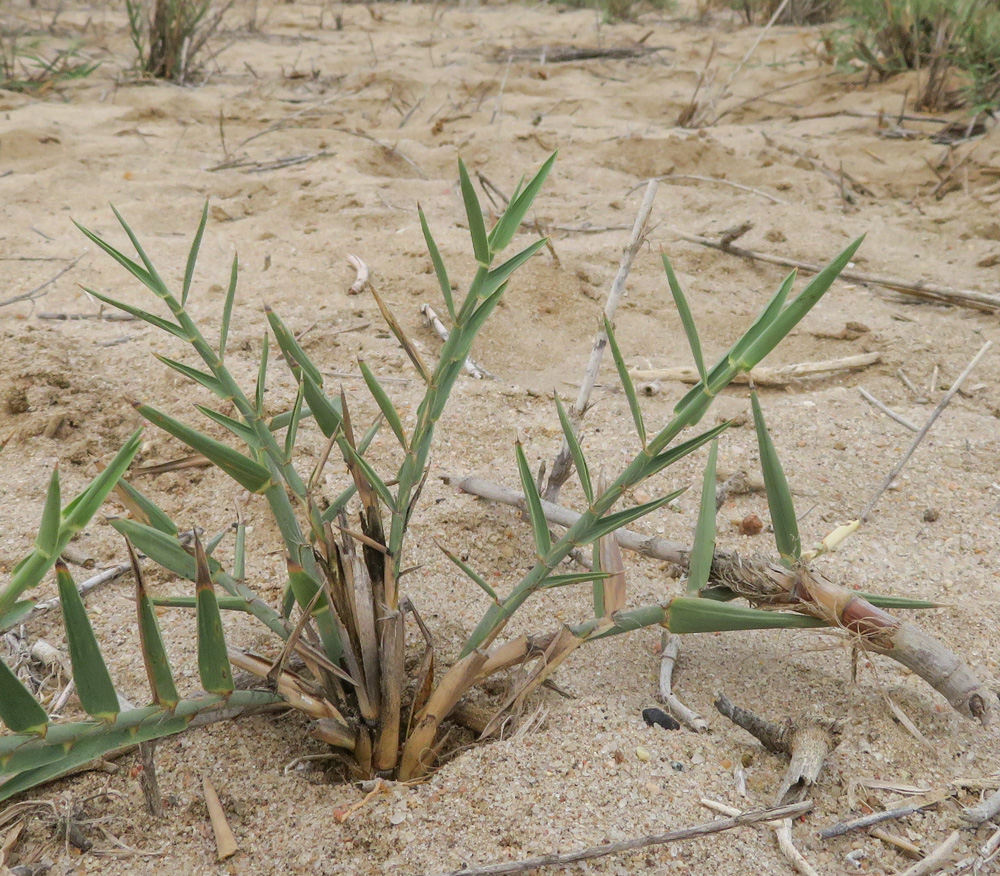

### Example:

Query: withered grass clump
xmin=735 ymin=0 xmax=841 ymax=26
xmin=837 ymin=0 xmax=1000 ymax=112
xmin=126 ymin=0 xmax=232 ymax=83
xmin=0 ymin=154 xmax=993 ymax=802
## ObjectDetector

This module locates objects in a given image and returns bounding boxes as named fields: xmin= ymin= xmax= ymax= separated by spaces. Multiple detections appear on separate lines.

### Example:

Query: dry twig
xmin=860 ymin=341 xmax=992 ymax=520
xmin=544 ymin=179 xmax=659 ymax=502
xmin=203 ymin=776 xmax=238 ymax=860
xmin=420 ymin=304 xmax=490 ymax=379
xmin=657 ymin=633 xmax=707 ymax=731
xmin=898 ymin=830 xmax=960 ymax=876
xmin=670 ymin=228 xmax=1000 ymax=312
xmin=631 ymin=353 xmax=881 ymax=386
xmin=427 ymin=800 xmax=812 ymax=876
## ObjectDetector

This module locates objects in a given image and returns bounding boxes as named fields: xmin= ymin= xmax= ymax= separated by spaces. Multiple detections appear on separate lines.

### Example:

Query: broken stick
xmin=631 ymin=352 xmax=881 ymax=386
xmin=658 ymin=633 xmax=708 ymax=732
xmin=670 ymin=228 xmax=1000 ymax=312
xmin=427 ymin=800 xmax=813 ymax=876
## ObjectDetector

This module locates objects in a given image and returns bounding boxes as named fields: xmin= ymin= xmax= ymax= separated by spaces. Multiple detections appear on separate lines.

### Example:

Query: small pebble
xmin=642 ymin=708 xmax=681 ymax=731
xmin=738 ymin=513 xmax=763 ymax=536
xmin=635 ymin=746 xmax=651 ymax=762
xmin=923 ymin=507 xmax=939 ymax=522
xmin=670 ymin=761 xmax=684 ymax=772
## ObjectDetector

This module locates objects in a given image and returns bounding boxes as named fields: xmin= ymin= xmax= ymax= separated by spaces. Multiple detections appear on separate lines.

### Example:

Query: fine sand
xmin=1 ymin=1 xmax=999 ymax=873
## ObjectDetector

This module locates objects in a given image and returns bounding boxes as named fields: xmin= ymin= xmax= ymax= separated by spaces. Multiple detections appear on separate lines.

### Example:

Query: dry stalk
xmin=428 ymin=800 xmax=813 ymax=876
xmin=446 ymin=475 xmax=997 ymax=725
xmin=202 ymin=776 xmax=238 ymax=861
xmin=693 ymin=0 xmax=792 ymax=127
xmin=858 ymin=387 xmax=919 ymax=432
xmin=420 ymin=303 xmax=488 ymax=379
xmin=670 ymin=227 xmax=1000 ymax=312
xmin=860 ymin=341 xmax=992 ymax=519
xmin=961 ymin=786 xmax=1000 ymax=827
xmin=631 ymin=352 xmax=882 ymax=386
xmin=346 ymin=253 xmax=370 ymax=295
xmin=657 ymin=633 xmax=708 ymax=732
xmin=898 ymin=830 xmax=960 ymax=876
xmin=700 ymin=798 xmax=818 ymax=876
xmin=544 ymin=179 xmax=659 ymax=503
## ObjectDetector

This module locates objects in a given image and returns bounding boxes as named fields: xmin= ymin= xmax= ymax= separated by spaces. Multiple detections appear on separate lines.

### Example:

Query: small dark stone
xmin=642 ymin=708 xmax=681 ymax=731
xmin=670 ymin=761 xmax=685 ymax=772
xmin=923 ymin=507 xmax=939 ymax=523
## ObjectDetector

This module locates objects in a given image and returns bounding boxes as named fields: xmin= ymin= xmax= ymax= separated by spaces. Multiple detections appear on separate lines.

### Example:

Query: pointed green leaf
xmin=127 ymin=540 xmax=179 ymax=708
xmin=182 ymin=201 xmax=209 ymax=306
xmin=359 ymin=359 xmax=407 ymax=450
xmin=283 ymin=381 xmax=306 ymax=460
xmin=133 ymin=402 xmax=272 ymax=493
xmin=196 ymin=405 xmax=257 ymax=445
xmin=724 ymin=269 xmax=797 ymax=374
xmin=0 ymin=658 xmax=49 ymax=734
xmin=644 ymin=421 xmax=730 ymax=480
xmin=80 ymin=287 xmax=187 ymax=340
xmin=35 ymin=466 xmax=61 ymax=557
xmin=604 ymin=317 xmax=645 ymax=447
xmin=155 ymin=355 xmax=226 ymax=397
xmin=110 ymin=205 xmax=169 ymax=297
xmin=663 ymin=256 xmax=706 ymax=383
xmin=111 ymin=519 xmax=196 ymax=580
xmin=0 ymin=601 xmax=36 ymax=635
xmin=514 ymin=440 xmax=550 ymax=556
xmin=419 ymin=206 xmax=455 ymax=322
xmin=233 ymin=520 xmax=246 ymax=582
xmin=459 ymin=159 xmax=490 ymax=265
xmin=56 ymin=562 xmax=119 ymax=720
xmin=751 ymin=392 xmax=800 ymax=563
xmin=740 ymin=236 xmax=864 ymax=369
xmin=113 ymin=478 xmax=178 ymax=536
xmin=74 ymin=220 xmax=155 ymax=291
xmin=588 ymin=488 xmax=686 ymax=543
xmin=300 ymin=371 xmax=343 ymax=439
xmin=856 ymin=592 xmax=942 ymax=610
xmin=488 ymin=152 xmax=556 ymax=254
xmin=151 ymin=595 xmax=253 ymax=611
xmin=540 ymin=571 xmax=612 ymax=589
xmin=341 ymin=441 xmax=397 ymax=513
xmin=671 ymin=269 xmax=797 ymax=417
xmin=686 ymin=439 xmax=719 ymax=594
xmin=62 ymin=429 xmax=144 ymax=532
xmin=665 ymin=597 xmax=826 ymax=633
xmin=255 ymin=332 xmax=269 ymax=415
xmin=554 ymin=393 xmax=593 ymax=504
xmin=5 ymin=431 xmax=142 ymax=613
xmin=478 ymin=238 xmax=548 ymax=299
xmin=194 ymin=535 xmax=233 ymax=695
xmin=439 ymin=545 xmax=498 ymax=602
xmin=219 ymin=253 xmax=238 ymax=359
xmin=286 ymin=560 xmax=343 ymax=663
xmin=266 ymin=306 xmax=324 ymax=387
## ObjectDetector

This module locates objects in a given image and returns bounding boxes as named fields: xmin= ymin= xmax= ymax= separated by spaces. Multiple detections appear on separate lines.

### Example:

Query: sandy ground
xmin=2 ymin=1 xmax=1000 ymax=873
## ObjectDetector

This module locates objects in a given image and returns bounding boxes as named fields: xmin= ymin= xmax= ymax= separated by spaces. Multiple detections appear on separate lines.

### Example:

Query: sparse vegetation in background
xmin=0 ymin=32 xmax=100 ymax=94
xmin=125 ymin=0 xmax=232 ymax=83
xmin=554 ymin=0 xmax=674 ymax=25
xmin=836 ymin=0 xmax=1000 ymax=112
xmin=0 ymin=154 xmax=993 ymax=803
xmin=735 ymin=0 xmax=841 ymax=26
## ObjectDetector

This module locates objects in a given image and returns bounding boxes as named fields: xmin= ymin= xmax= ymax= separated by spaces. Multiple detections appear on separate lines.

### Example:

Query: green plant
xmin=0 ymin=34 xmax=100 ymax=94
xmin=125 ymin=0 xmax=233 ymax=83
xmin=735 ymin=0 xmax=841 ymax=26
xmin=554 ymin=0 xmax=674 ymax=25
xmin=836 ymin=0 xmax=1000 ymax=111
xmin=0 ymin=154 xmax=992 ymax=802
